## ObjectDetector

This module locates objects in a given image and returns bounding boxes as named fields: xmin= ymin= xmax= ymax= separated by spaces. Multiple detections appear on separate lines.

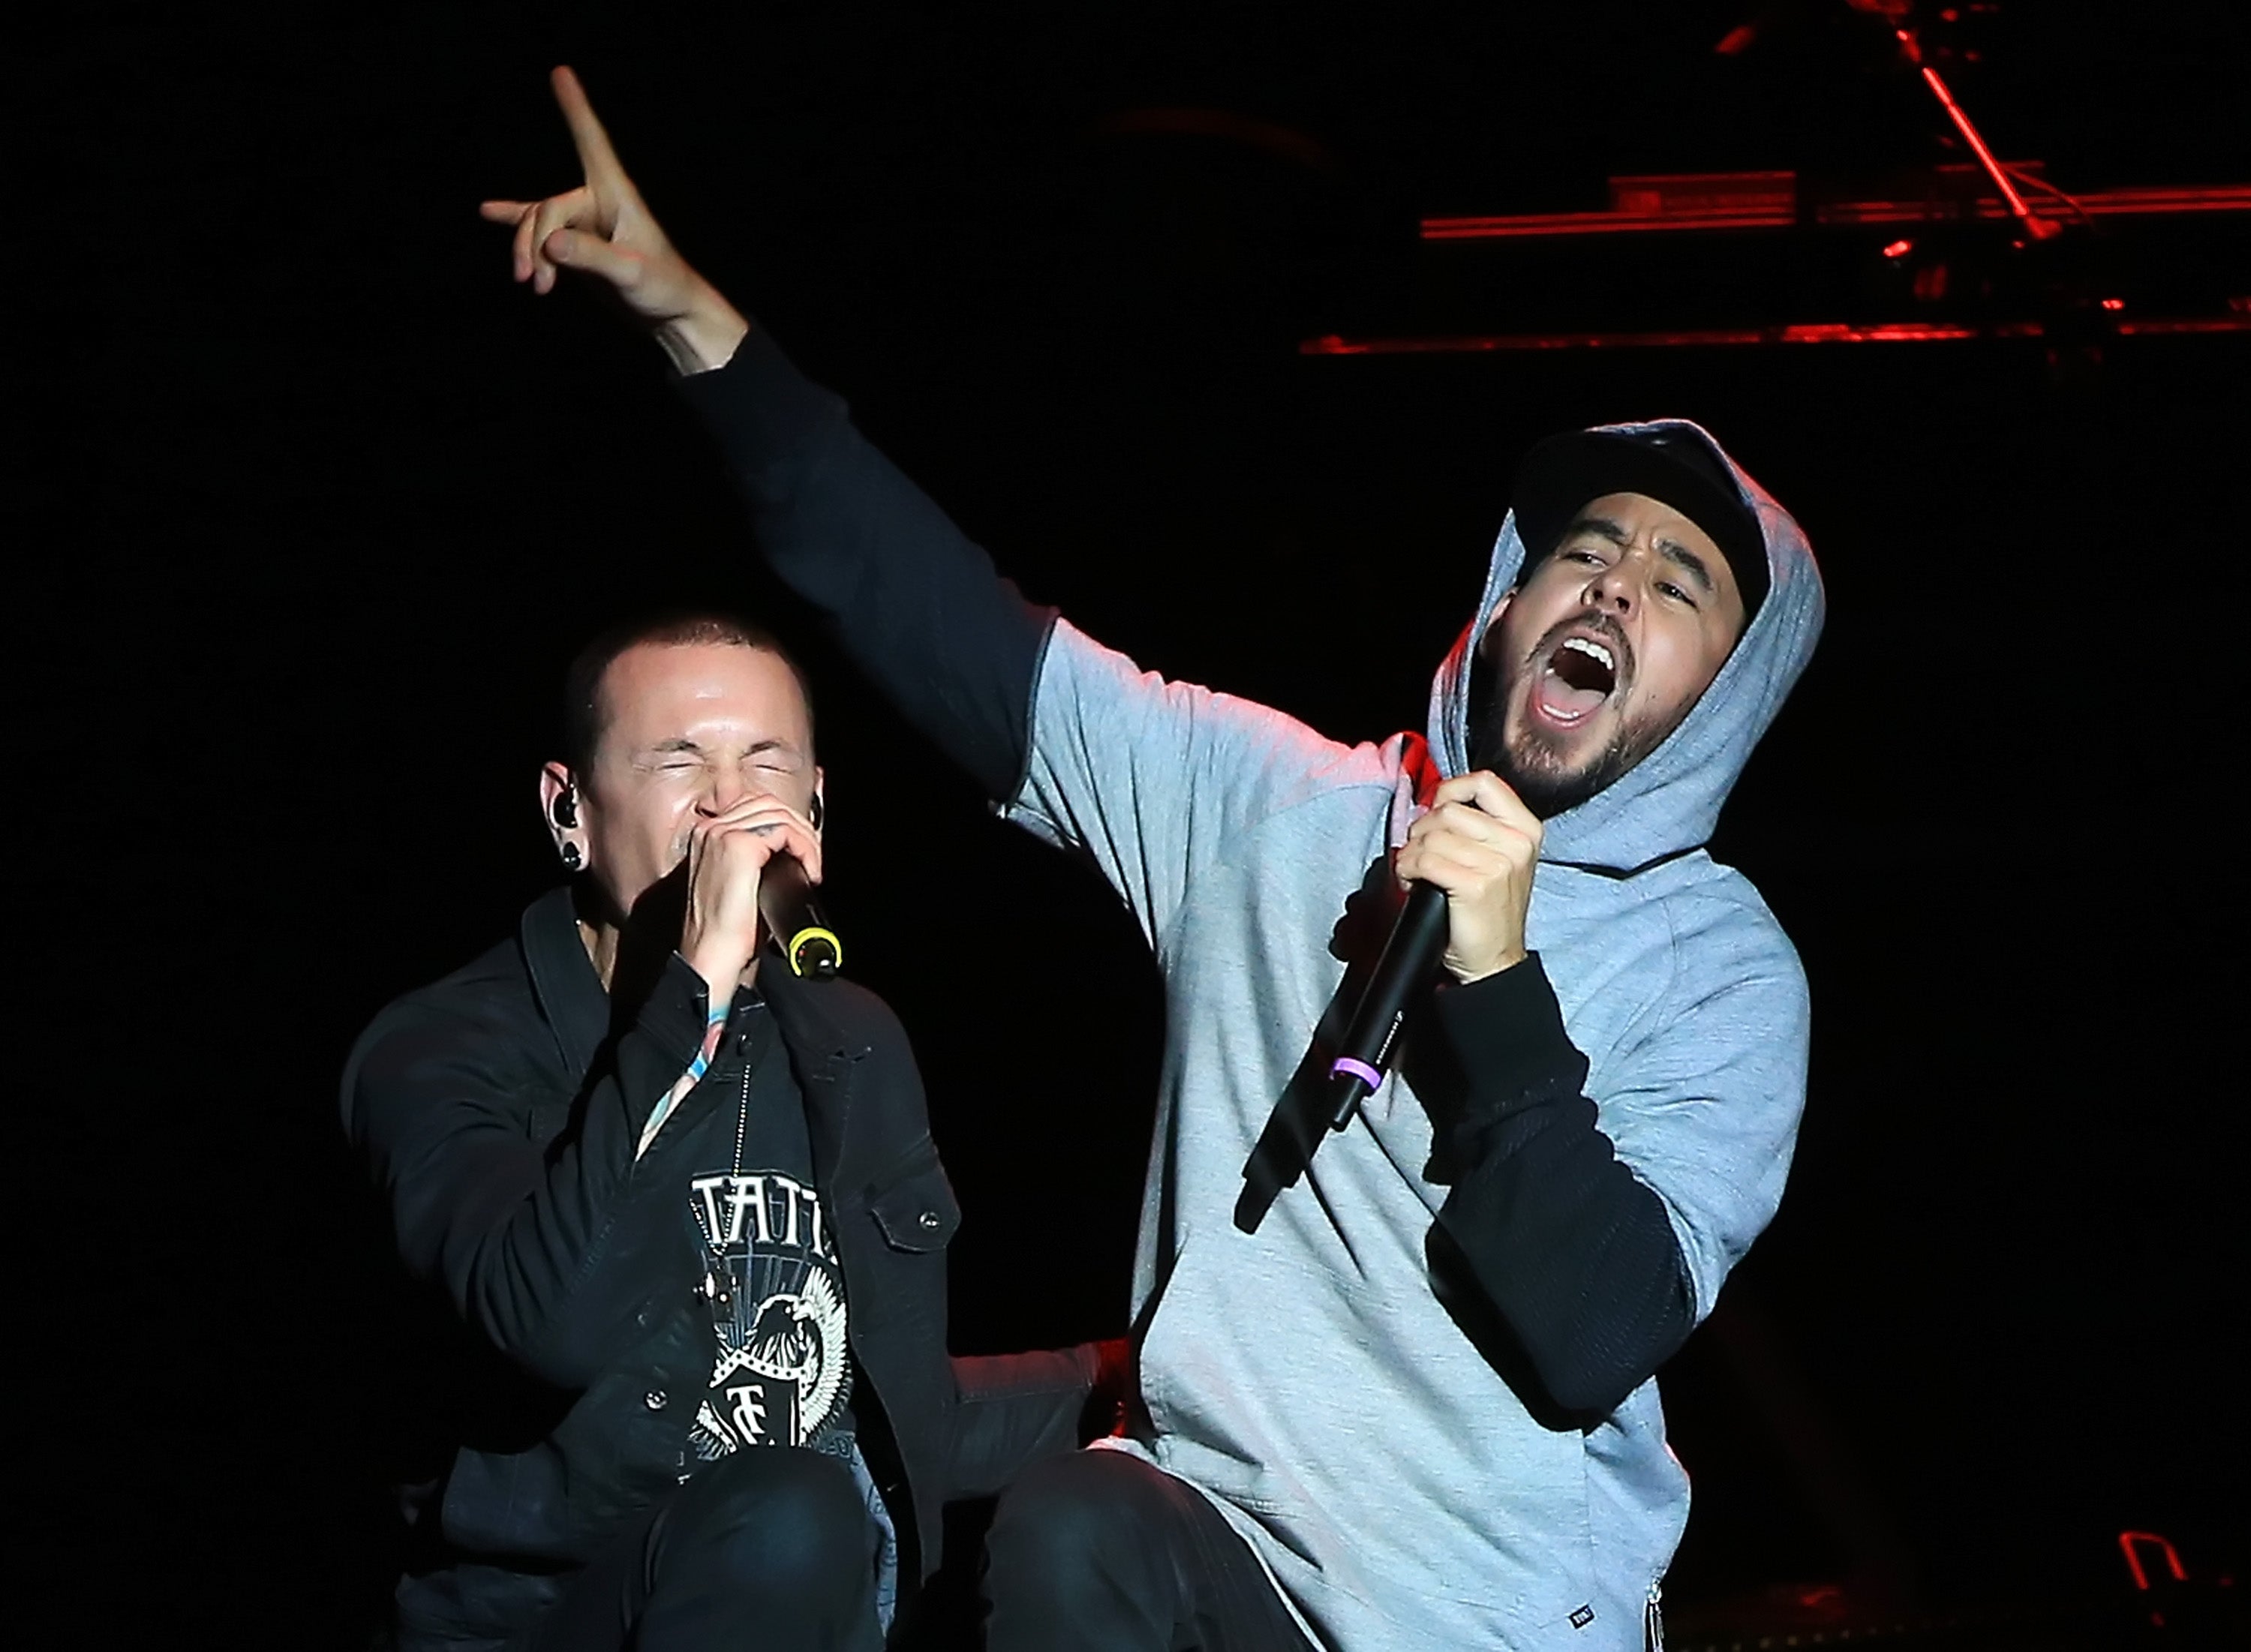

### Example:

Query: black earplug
xmin=551 ymin=785 xmax=579 ymax=830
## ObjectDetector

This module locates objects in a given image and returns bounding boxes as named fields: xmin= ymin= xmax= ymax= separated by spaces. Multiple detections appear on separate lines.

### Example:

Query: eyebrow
xmin=1561 ymin=515 xmax=1717 ymax=596
xmin=1561 ymin=515 xmax=1630 ymax=548
xmin=1654 ymin=536 xmax=1717 ymax=595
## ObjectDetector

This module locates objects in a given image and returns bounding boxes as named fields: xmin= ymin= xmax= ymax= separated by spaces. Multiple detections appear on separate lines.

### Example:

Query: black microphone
xmin=1326 ymin=881 xmax=1450 ymax=1129
xmin=760 ymin=853 xmax=843 ymax=980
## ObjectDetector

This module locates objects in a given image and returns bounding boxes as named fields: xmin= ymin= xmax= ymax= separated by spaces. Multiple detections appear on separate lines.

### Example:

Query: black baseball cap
xmin=1510 ymin=428 xmax=1769 ymax=621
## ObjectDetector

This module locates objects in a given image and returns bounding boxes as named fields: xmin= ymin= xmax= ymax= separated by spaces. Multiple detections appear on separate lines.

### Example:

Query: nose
xmin=1582 ymin=556 xmax=1636 ymax=615
xmin=696 ymin=766 xmax=755 ymax=816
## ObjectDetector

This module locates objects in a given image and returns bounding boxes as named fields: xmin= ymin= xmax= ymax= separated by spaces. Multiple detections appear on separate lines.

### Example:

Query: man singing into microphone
xmin=486 ymin=70 xmax=1824 ymax=1650
xmin=343 ymin=613 xmax=1109 ymax=1651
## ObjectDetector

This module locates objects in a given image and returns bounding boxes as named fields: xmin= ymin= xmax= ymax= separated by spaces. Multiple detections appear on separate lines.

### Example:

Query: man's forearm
xmin=676 ymin=326 xmax=1053 ymax=800
xmin=1427 ymin=958 xmax=1697 ymax=1418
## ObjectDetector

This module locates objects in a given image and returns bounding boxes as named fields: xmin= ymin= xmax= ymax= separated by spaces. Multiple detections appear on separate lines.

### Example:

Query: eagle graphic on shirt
xmin=687 ymin=1169 xmax=852 ymax=1461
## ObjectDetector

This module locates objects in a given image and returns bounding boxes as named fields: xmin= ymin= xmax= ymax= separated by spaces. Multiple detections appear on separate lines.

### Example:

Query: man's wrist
xmin=681 ymin=941 xmax=753 ymax=1005
xmin=655 ymin=284 xmax=750 ymax=376
xmin=1449 ymin=945 xmax=1528 ymax=986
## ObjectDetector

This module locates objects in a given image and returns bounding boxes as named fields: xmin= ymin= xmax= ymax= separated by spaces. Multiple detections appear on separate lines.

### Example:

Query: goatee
xmin=1475 ymin=713 xmax=1640 ymax=820
xmin=1468 ymin=653 xmax=1656 ymax=821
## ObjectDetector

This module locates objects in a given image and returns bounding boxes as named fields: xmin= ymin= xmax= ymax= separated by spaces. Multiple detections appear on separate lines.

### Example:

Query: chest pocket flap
xmin=868 ymin=1145 xmax=962 ymax=1253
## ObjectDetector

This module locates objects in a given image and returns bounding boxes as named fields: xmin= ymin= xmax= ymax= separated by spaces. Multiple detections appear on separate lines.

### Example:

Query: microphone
xmin=760 ymin=853 xmax=843 ymax=980
xmin=1326 ymin=882 xmax=1450 ymax=1129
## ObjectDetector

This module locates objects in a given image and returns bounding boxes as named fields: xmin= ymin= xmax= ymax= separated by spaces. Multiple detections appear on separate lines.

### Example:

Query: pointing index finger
xmin=551 ymin=65 xmax=627 ymax=185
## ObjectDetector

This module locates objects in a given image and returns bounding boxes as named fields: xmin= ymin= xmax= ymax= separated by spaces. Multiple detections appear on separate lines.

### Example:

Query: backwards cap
xmin=1510 ymin=428 xmax=1769 ymax=620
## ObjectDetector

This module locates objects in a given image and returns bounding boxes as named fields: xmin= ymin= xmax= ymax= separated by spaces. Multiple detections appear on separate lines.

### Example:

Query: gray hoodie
xmin=1000 ymin=419 xmax=1826 ymax=1648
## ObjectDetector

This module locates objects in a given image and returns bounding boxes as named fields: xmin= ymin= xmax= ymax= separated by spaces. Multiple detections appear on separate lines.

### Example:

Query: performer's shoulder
xmin=1648 ymin=855 xmax=1807 ymax=982
xmin=346 ymin=926 xmax=543 ymax=1083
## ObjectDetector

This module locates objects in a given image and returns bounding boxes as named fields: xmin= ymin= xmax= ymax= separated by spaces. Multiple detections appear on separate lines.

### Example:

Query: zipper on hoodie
xmin=1645 ymin=1578 xmax=1664 ymax=1651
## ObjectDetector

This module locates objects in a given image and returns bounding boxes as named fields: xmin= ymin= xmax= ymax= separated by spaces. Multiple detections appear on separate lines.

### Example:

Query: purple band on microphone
xmin=1330 ymin=1056 xmax=1384 ymax=1090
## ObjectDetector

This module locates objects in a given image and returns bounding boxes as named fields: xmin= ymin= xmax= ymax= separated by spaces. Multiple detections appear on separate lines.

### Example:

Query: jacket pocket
xmin=867 ymin=1139 xmax=962 ymax=1252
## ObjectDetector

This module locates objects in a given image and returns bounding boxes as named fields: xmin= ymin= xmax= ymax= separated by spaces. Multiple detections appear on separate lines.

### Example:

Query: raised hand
xmin=678 ymin=793 xmax=825 ymax=1002
xmin=479 ymin=65 xmax=750 ymax=374
xmin=1393 ymin=772 xmax=1543 ymax=984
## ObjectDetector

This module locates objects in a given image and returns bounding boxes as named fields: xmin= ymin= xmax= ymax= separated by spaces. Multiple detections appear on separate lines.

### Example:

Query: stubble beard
xmin=1476 ymin=708 xmax=1638 ymax=820
xmin=1470 ymin=661 xmax=1668 ymax=821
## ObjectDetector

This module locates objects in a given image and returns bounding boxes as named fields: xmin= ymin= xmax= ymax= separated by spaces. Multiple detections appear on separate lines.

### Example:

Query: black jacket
xmin=343 ymin=888 xmax=1098 ymax=1642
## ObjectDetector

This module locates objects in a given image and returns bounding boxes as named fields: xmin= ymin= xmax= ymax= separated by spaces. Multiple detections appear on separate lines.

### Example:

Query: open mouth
xmin=1534 ymin=635 xmax=1618 ymax=725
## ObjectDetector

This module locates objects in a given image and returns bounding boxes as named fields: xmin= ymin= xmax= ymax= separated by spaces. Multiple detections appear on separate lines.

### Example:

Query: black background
xmin=17 ymin=2 xmax=2251 ymax=1644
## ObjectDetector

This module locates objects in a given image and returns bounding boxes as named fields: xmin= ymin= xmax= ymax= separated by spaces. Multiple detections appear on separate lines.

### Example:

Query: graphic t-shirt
xmin=682 ymin=1002 xmax=855 ymax=1464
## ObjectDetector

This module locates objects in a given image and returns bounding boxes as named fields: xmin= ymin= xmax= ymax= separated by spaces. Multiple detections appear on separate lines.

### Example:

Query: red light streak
xmin=1422 ymin=182 xmax=2251 ymax=241
xmin=1910 ymin=52 xmax=2059 ymax=240
xmin=2117 ymin=317 xmax=2251 ymax=336
xmin=1883 ymin=238 xmax=1914 ymax=258
xmin=1300 ymin=315 xmax=2251 ymax=354
xmin=2119 ymin=1530 xmax=2189 ymax=1592
xmin=1422 ymin=206 xmax=1794 ymax=240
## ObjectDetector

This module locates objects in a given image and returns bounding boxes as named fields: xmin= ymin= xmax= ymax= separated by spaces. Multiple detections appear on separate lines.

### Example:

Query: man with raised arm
xmin=487 ymin=68 xmax=1825 ymax=1651
xmin=344 ymin=612 xmax=1110 ymax=1652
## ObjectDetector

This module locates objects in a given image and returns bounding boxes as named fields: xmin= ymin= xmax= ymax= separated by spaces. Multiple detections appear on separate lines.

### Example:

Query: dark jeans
xmin=982 ymin=1450 xmax=1315 ymax=1652
xmin=525 ymin=1446 xmax=883 ymax=1652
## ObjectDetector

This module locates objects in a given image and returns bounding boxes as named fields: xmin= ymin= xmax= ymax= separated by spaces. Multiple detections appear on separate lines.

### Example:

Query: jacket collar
xmin=519 ymin=885 xmax=876 ymax=1176
xmin=520 ymin=886 xmax=611 ymax=1078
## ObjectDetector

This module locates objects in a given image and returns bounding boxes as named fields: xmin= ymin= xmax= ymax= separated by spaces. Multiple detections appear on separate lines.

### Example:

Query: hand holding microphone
xmin=680 ymin=791 xmax=835 ymax=1002
xmin=1394 ymin=772 xmax=1543 ymax=984
xmin=1328 ymin=773 xmax=1542 ymax=1128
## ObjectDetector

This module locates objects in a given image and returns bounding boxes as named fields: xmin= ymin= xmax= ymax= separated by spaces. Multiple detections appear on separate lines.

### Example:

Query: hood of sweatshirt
xmin=1427 ymin=419 xmax=1826 ymax=873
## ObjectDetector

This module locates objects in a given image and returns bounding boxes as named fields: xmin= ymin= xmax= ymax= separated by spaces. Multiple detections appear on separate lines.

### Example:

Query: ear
xmin=810 ymin=767 xmax=827 ymax=833
xmin=539 ymin=762 xmax=586 ymax=864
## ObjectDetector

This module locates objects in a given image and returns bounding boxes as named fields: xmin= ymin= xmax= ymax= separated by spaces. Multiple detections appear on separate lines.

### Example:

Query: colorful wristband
xmin=637 ymin=1002 xmax=732 ymax=1159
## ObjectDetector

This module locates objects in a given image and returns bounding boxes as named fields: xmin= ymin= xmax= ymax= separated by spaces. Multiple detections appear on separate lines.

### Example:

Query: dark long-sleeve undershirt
xmin=678 ymin=329 xmax=1696 ymax=1419
xmin=1427 ymin=959 xmax=1697 ymax=1416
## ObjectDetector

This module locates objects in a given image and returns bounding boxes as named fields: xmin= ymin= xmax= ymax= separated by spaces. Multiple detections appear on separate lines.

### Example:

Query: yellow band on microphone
xmin=785 ymin=924 xmax=843 ymax=978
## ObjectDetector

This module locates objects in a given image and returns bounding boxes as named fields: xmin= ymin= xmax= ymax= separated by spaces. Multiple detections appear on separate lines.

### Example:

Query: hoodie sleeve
xmin=675 ymin=327 xmax=1051 ymax=802
xmin=677 ymin=328 xmax=1369 ymax=958
xmin=341 ymin=954 xmax=726 ymax=1390
xmin=1591 ymin=900 xmax=1812 ymax=1323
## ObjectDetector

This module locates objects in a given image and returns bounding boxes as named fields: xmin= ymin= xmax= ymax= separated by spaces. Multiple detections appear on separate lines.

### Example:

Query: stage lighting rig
xmin=1308 ymin=2 xmax=2251 ymax=359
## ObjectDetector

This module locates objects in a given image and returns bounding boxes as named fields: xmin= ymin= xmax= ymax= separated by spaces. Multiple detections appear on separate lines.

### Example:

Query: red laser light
xmin=2119 ymin=1530 xmax=2188 ymax=1593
